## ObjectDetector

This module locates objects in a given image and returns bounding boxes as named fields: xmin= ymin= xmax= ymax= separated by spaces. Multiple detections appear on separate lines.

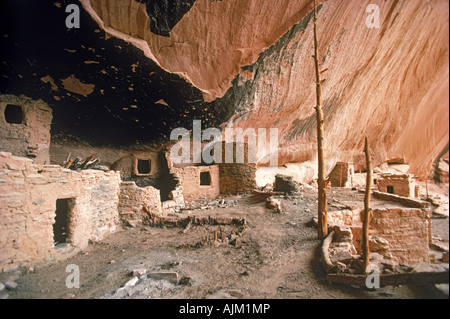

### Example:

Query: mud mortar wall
xmin=0 ymin=152 xmax=121 ymax=271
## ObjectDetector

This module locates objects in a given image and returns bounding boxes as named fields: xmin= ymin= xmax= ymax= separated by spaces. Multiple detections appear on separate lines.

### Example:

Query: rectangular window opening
xmin=137 ymin=159 xmax=151 ymax=175
xmin=53 ymin=198 xmax=74 ymax=247
xmin=4 ymin=104 xmax=24 ymax=124
xmin=200 ymin=171 xmax=211 ymax=186
xmin=387 ymin=185 xmax=394 ymax=194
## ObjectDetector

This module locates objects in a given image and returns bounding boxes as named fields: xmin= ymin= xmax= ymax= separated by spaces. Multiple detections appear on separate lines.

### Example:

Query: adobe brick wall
xmin=0 ymin=152 xmax=121 ymax=271
xmin=172 ymin=165 xmax=220 ymax=201
xmin=0 ymin=94 xmax=52 ymax=164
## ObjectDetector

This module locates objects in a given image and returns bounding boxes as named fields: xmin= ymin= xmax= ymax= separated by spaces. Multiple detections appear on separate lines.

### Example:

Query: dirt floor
xmin=3 ymin=187 xmax=449 ymax=299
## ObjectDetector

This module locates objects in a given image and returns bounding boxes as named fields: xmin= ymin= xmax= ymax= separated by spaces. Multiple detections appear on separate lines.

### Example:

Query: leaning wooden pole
xmin=313 ymin=0 xmax=328 ymax=239
xmin=363 ymin=137 xmax=372 ymax=274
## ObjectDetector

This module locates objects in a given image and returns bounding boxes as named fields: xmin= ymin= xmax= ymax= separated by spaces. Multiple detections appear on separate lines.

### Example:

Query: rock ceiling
xmin=0 ymin=0 xmax=448 ymax=176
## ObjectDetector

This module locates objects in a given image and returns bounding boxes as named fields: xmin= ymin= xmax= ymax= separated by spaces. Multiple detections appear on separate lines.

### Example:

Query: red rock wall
xmin=83 ymin=0 xmax=449 ymax=178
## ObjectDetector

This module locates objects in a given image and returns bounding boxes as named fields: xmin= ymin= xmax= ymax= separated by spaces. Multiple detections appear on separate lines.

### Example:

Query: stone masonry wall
xmin=0 ymin=94 xmax=52 ymax=164
xmin=111 ymin=150 xmax=163 ymax=179
xmin=118 ymin=181 xmax=162 ymax=225
xmin=219 ymin=163 xmax=257 ymax=194
xmin=218 ymin=142 xmax=257 ymax=195
xmin=0 ymin=152 xmax=121 ymax=271
xmin=329 ymin=206 xmax=430 ymax=265
xmin=370 ymin=208 xmax=430 ymax=264
xmin=377 ymin=174 xmax=417 ymax=198
xmin=328 ymin=162 xmax=354 ymax=188
xmin=172 ymin=165 xmax=220 ymax=202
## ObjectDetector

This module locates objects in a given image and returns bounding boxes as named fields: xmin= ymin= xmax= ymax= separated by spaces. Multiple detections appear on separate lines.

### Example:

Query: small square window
xmin=200 ymin=171 xmax=211 ymax=186
xmin=137 ymin=159 xmax=151 ymax=175
xmin=4 ymin=104 xmax=24 ymax=124
xmin=387 ymin=185 xmax=394 ymax=194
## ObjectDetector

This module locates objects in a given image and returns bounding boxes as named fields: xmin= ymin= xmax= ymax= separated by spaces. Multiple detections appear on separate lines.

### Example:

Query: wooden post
xmin=313 ymin=0 xmax=328 ymax=239
xmin=64 ymin=159 xmax=73 ymax=169
xmin=363 ymin=137 xmax=372 ymax=275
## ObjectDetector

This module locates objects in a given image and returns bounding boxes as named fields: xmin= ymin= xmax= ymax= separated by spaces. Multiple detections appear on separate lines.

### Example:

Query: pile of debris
xmin=103 ymin=268 xmax=190 ymax=299
xmin=61 ymin=153 xmax=109 ymax=171
xmin=328 ymin=226 xmax=398 ymax=275
xmin=274 ymin=174 xmax=302 ymax=195
xmin=182 ymin=198 xmax=238 ymax=211
xmin=145 ymin=213 xmax=247 ymax=229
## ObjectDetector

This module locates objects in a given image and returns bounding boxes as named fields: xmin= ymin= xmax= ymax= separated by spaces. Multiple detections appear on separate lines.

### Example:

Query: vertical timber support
xmin=313 ymin=0 xmax=328 ymax=239
xmin=363 ymin=137 xmax=372 ymax=274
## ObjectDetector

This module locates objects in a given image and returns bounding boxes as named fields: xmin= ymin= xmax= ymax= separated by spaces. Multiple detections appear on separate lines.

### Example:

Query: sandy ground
xmin=3 ymin=188 xmax=449 ymax=299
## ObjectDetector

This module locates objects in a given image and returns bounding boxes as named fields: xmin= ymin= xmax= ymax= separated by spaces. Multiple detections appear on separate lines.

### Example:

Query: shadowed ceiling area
xmin=0 ymin=0 xmax=231 ymax=146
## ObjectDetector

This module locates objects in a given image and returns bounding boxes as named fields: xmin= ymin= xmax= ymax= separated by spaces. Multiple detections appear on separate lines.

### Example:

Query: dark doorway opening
xmin=387 ymin=186 xmax=394 ymax=194
xmin=4 ymin=104 xmax=24 ymax=124
xmin=200 ymin=171 xmax=211 ymax=186
xmin=53 ymin=198 xmax=73 ymax=246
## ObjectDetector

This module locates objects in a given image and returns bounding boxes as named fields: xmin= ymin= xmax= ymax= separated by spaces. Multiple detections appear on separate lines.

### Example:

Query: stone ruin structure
xmin=328 ymin=202 xmax=432 ymax=267
xmin=0 ymin=94 xmax=441 ymax=274
xmin=0 ymin=93 xmax=446 ymax=295
xmin=376 ymin=173 xmax=420 ymax=198
xmin=0 ymin=95 xmax=52 ymax=165
xmin=0 ymin=0 xmax=447 ymax=299
xmin=0 ymin=152 xmax=121 ymax=270
xmin=0 ymin=94 xmax=260 ymax=271
xmin=328 ymin=162 xmax=355 ymax=188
